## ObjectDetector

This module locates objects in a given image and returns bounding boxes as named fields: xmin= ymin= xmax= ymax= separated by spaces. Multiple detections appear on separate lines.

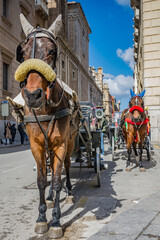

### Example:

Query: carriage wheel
xmin=96 ymin=147 xmax=101 ymax=187
xmin=112 ymin=135 xmax=115 ymax=161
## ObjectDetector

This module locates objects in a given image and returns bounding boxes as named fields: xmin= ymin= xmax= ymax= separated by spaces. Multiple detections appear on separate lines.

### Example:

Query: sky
xmin=74 ymin=0 xmax=134 ymax=110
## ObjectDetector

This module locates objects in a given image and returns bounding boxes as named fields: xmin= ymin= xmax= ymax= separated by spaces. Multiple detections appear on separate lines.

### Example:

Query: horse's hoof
xmin=140 ymin=167 xmax=146 ymax=172
xmin=126 ymin=167 xmax=131 ymax=172
xmin=35 ymin=222 xmax=48 ymax=234
xmin=46 ymin=200 xmax=54 ymax=209
xmin=66 ymin=195 xmax=74 ymax=204
xmin=48 ymin=226 xmax=63 ymax=239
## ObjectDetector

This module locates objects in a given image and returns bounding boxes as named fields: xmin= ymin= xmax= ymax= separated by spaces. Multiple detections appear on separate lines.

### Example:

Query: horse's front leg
xmin=46 ymin=168 xmax=54 ymax=208
xmin=126 ymin=133 xmax=133 ymax=171
xmin=64 ymin=138 xmax=75 ymax=204
xmin=126 ymin=147 xmax=132 ymax=171
xmin=48 ymin=144 xmax=66 ymax=239
xmin=46 ymin=152 xmax=54 ymax=209
xmin=139 ymin=143 xmax=146 ymax=172
xmin=31 ymin=144 xmax=48 ymax=234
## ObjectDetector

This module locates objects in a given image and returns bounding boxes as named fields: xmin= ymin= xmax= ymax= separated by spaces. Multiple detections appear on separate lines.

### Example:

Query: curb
xmin=88 ymin=192 xmax=160 ymax=240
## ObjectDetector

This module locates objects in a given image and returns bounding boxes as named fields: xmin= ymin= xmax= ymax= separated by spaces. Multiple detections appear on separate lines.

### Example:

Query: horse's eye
xmin=48 ymin=49 xmax=55 ymax=56
xmin=20 ymin=80 xmax=26 ymax=89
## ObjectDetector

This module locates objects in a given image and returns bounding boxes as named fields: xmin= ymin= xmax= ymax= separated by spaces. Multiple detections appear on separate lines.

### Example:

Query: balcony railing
xmin=35 ymin=0 xmax=49 ymax=19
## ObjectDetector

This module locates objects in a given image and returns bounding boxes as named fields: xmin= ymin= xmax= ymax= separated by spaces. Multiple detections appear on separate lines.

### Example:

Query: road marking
xmin=154 ymin=145 xmax=160 ymax=150
xmin=3 ymin=164 xmax=27 ymax=174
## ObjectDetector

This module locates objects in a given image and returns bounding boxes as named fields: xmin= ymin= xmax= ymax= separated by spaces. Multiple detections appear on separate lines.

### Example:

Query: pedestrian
xmin=4 ymin=121 xmax=12 ymax=145
xmin=18 ymin=122 xmax=25 ymax=145
xmin=10 ymin=123 xmax=16 ymax=142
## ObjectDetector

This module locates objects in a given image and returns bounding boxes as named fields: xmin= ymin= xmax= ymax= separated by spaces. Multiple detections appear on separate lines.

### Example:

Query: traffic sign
xmin=1 ymin=101 xmax=9 ymax=116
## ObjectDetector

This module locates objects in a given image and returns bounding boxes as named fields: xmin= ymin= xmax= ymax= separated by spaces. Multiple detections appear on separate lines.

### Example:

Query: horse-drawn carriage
xmin=71 ymin=102 xmax=102 ymax=187
xmin=109 ymin=111 xmax=124 ymax=160
xmin=120 ymin=90 xmax=152 ymax=171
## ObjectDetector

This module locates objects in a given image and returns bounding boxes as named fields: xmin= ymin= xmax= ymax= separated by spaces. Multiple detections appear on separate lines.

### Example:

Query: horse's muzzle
xmin=24 ymin=88 xmax=44 ymax=108
xmin=132 ymin=116 xmax=142 ymax=123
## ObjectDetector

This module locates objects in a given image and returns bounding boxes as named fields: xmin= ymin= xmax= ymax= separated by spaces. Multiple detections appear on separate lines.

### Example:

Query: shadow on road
xmin=28 ymin=148 xmax=124 ymax=240
xmin=27 ymin=145 xmax=157 ymax=240
xmin=0 ymin=144 xmax=30 ymax=154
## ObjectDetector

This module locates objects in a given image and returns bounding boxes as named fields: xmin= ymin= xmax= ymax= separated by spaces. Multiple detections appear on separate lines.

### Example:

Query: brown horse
xmin=121 ymin=96 xmax=149 ymax=171
xmin=14 ymin=14 xmax=79 ymax=238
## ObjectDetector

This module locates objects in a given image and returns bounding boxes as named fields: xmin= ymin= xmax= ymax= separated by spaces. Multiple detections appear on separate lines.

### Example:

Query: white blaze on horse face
xmin=36 ymin=39 xmax=46 ymax=60
xmin=37 ymin=39 xmax=43 ymax=48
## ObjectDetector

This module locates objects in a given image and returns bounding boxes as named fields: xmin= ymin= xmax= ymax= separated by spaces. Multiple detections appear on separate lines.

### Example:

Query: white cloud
xmin=103 ymin=73 xmax=114 ymax=79
xmin=117 ymin=47 xmax=134 ymax=70
xmin=104 ymin=74 xmax=134 ymax=97
xmin=115 ymin=0 xmax=130 ymax=7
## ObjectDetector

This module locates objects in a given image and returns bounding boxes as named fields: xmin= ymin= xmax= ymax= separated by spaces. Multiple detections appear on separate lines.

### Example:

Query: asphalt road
xmin=0 ymin=142 xmax=160 ymax=240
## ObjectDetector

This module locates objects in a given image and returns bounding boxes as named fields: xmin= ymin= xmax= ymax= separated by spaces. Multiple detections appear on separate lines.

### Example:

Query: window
xmin=72 ymin=71 xmax=75 ymax=80
xmin=82 ymin=29 xmax=86 ymax=58
xmin=90 ymin=87 xmax=93 ymax=102
xmin=62 ymin=60 xmax=65 ymax=69
xmin=3 ymin=63 xmax=9 ymax=91
xmin=3 ymin=0 xmax=7 ymax=17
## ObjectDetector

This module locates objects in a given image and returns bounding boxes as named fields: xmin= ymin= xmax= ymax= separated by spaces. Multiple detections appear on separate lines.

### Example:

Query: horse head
xmin=129 ymin=96 xmax=144 ymax=123
xmin=15 ymin=14 xmax=62 ymax=109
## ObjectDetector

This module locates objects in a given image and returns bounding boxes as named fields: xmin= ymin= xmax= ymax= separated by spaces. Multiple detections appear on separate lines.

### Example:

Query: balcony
xmin=134 ymin=52 xmax=138 ymax=62
xmin=134 ymin=42 xmax=138 ymax=53
xmin=133 ymin=27 xmax=138 ymax=42
xmin=35 ymin=0 xmax=49 ymax=19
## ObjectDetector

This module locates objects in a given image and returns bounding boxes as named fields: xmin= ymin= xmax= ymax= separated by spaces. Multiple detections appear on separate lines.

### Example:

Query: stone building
xmin=88 ymin=66 xmax=104 ymax=105
xmin=0 ymin=0 xmax=102 ymax=139
xmin=102 ymin=83 xmax=113 ymax=121
xmin=131 ymin=0 xmax=160 ymax=143
xmin=48 ymin=0 xmax=103 ymax=105
xmin=0 ymin=0 xmax=48 ymax=138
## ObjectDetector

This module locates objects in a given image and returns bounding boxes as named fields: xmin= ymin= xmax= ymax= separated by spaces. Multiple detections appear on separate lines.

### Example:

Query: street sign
xmin=1 ymin=101 xmax=9 ymax=116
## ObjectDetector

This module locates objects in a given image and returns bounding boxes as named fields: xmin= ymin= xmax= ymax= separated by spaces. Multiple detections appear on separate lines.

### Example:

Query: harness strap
xmin=24 ymin=108 xmax=71 ymax=123
xmin=125 ymin=118 xmax=149 ymax=125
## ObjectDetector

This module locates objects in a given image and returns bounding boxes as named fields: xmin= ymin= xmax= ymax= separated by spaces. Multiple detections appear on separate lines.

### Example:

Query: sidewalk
xmin=88 ymin=191 xmax=160 ymax=240
xmin=88 ymin=145 xmax=160 ymax=240
xmin=0 ymin=140 xmax=30 ymax=148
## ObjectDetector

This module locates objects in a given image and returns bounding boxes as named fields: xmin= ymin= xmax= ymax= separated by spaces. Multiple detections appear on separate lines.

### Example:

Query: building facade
xmin=131 ymin=0 xmax=160 ymax=143
xmin=48 ymin=1 xmax=103 ymax=105
xmin=0 ymin=0 xmax=103 ymax=139
xmin=102 ymin=83 xmax=113 ymax=121
xmin=88 ymin=66 xmax=104 ymax=105
xmin=0 ymin=0 xmax=49 ymax=138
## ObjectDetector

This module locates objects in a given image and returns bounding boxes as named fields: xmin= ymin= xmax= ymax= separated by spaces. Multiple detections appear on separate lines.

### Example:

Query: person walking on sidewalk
xmin=4 ymin=121 xmax=12 ymax=145
xmin=10 ymin=123 xmax=16 ymax=143
xmin=18 ymin=122 xmax=25 ymax=145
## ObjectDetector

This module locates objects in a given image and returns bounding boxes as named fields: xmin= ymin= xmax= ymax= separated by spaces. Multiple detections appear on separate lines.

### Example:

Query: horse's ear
xmin=20 ymin=13 xmax=34 ymax=37
xmin=130 ymin=89 xmax=136 ymax=98
xmin=48 ymin=14 xmax=62 ymax=38
xmin=138 ymin=90 xmax=146 ymax=98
